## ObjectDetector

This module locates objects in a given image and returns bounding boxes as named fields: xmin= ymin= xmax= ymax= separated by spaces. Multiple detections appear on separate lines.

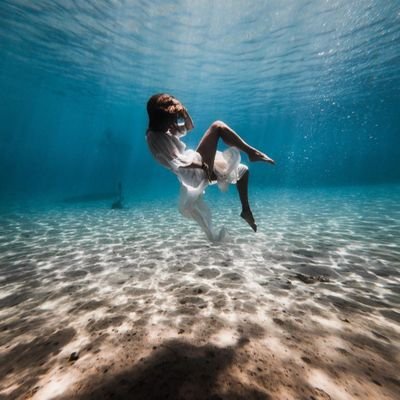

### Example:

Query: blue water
xmin=1 ymin=2 xmax=400 ymax=399
xmin=0 ymin=0 xmax=399 ymax=201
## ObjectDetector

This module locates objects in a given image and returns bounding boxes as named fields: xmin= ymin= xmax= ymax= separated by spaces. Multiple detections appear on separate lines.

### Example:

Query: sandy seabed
xmin=0 ymin=187 xmax=399 ymax=400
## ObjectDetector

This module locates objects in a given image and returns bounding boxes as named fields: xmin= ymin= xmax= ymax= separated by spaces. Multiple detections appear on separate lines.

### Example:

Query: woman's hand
xmin=179 ymin=161 xmax=213 ymax=182
xmin=202 ymin=162 xmax=213 ymax=182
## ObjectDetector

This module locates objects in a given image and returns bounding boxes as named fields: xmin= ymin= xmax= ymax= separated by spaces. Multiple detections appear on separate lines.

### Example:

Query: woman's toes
xmin=240 ymin=210 xmax=257 ymax=232
xmin=249 ymin=150 xmax=273 ymax=163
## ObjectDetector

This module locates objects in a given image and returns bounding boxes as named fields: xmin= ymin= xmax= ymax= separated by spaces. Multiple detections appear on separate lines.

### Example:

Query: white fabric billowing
xmin=146 ymin=130 xmax=248 ymax=241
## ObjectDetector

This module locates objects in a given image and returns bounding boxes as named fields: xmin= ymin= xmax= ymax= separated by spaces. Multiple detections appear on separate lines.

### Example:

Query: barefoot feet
xmin=248 ymin=149 xmax=275 ymax=164
xmin=241 ymin=208 xmax=257 ymax=232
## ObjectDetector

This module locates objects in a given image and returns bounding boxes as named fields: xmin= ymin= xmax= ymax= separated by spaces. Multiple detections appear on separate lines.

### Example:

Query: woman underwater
xmin=146 ymin=93 xmax=275 ymax=241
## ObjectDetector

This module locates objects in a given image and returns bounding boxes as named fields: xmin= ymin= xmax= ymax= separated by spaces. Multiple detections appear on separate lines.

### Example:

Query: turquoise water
xmin=0 ymin=0 xmax=399 ymax=200
xmin=1 ymin=1 xmax=400 ymax=399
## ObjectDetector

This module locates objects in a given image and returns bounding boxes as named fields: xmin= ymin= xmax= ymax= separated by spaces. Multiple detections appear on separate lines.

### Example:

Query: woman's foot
xmin=248 ymin=149 xmax=275 ymax=164
xmin=240 ymin=208 xmax=257 ymax=232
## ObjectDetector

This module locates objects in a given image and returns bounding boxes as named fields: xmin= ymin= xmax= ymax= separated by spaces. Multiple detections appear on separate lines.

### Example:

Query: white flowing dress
xmin=146 ymin=129 xmax=248 ymax=241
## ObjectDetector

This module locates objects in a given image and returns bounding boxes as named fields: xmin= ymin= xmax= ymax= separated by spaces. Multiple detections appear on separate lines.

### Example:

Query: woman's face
xmin=169 ymin=115 xmax=186 ymax=136
xmin=169 ymin=109 xmax=194 ymax=136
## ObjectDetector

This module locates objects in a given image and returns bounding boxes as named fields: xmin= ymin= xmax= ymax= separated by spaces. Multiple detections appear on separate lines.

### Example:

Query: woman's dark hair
xmin=146 ymin=93 xmax=193 ymax=132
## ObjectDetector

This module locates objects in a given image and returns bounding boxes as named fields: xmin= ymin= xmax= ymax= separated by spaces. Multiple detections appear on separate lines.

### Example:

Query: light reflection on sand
xmin=0 ymin=187 xmax=400 ymax=399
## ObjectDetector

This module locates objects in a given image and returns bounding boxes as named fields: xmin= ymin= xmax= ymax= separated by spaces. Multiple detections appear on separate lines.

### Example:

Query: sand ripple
xmin=0 ymin=187 xmax=400 ymax=399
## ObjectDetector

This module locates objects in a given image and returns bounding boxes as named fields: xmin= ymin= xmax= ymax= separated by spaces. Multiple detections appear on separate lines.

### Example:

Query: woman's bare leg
xmin=195 ymin=121 xmax=268 ymax=231
xmin=196 ymin=121 xmax=274 ymax=175
xmin=236 ymin=170 xmax=257 ymax=232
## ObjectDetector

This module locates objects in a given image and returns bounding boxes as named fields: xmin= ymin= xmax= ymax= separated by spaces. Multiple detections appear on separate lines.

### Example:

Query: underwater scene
xmin=0 ymin=1 xmax=399 ymax=399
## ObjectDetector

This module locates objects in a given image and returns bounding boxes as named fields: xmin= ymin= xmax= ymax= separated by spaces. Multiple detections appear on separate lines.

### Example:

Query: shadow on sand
xmin=59 ymin=338 xmax=270 ymax=400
